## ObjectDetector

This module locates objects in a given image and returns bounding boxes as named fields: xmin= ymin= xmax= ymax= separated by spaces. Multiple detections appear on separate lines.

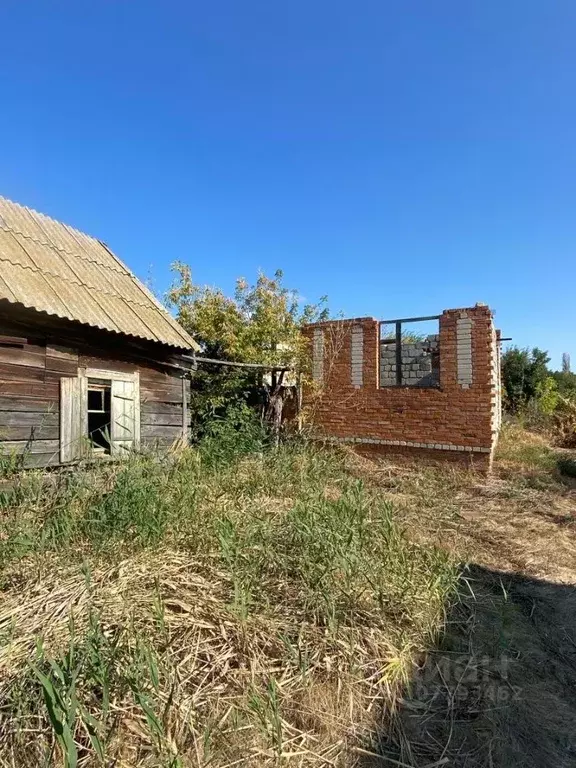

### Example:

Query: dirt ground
xmin=351 ymin=424 xmax=576 ymax=767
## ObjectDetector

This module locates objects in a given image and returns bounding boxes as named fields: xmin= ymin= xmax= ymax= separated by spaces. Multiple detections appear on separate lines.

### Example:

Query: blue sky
xmin=1 ymin=1 xmax=574 ymax=368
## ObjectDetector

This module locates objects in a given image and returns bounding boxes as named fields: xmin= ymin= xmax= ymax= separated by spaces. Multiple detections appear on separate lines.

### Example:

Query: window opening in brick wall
xmin=379 ymin=315 xmax=440 ymax=388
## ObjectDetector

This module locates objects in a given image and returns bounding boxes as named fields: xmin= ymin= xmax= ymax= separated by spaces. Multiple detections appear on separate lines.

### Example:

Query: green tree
xmin=501 ymin=346 xmax=551 ymax=412
xmin=167 ymin=264 xmax=328 ymax=436
xmin=168 ymin=264 xmax=327 ymax=365
xmin=535 ymin=376 xmax=559 ymax=415
xmin=551 ymin=369 xmax=576 ymax=400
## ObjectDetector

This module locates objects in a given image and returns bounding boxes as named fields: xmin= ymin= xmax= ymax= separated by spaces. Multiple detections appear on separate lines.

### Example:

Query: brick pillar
xmin=360 ymin=318 xmax=379 ymax=390
xmin=440 ymin=305 xmax=498 ymax=464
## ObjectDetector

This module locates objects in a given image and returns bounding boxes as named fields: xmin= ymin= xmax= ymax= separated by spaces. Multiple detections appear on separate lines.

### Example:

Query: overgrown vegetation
xmin=502 ymin=345 xmax=576 ymax=447
xmin=1 ymin=412 xmax=575 ymax=766
xmin=0 ymin=420 xmax=457 ymax=766
xmin=167 ymin=266 xmax=329 ymax=437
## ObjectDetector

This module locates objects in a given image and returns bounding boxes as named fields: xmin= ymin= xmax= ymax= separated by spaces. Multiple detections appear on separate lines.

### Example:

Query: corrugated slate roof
xmin=0 ymin=196 xmax=199 ymax=350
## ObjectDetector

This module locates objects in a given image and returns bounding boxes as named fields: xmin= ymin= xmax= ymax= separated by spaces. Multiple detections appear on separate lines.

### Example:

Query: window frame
xmin=379 ymin=315 xmax=441 ymax=389
xmin=60 ymin=368 xmax=140 ymax=463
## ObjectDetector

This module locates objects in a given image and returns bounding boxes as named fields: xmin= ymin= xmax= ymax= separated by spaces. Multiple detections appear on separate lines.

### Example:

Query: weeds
xmin=16 ymin=608 xmax=173 ymax=767
xmin=2 ymin=423 xmax=573 ymax=766
xmin=0 ymin=436 xmax=457 ymax=765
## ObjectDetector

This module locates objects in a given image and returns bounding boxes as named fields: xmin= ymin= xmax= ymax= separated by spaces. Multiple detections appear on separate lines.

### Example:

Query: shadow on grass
xmin=557 ymin=456 xmax=576 ymax=480
xmin=361 ymin=564 xmax=576 ymax=768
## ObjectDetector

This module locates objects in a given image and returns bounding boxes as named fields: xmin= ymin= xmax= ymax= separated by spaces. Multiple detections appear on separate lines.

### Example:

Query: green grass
xmin=0 ymin=436 xmax=457 ymax=766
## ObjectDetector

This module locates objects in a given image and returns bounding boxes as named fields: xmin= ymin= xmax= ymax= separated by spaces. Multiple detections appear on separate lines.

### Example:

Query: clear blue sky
xmin=1 ymin=1 xmax=574 ymax=368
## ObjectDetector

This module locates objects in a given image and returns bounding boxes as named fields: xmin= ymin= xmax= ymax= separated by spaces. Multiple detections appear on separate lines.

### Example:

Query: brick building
xmin=304 ymin=305 xmax=502 ymax=472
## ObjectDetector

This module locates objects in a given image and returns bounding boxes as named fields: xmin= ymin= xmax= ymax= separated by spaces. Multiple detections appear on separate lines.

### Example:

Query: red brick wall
xmin=304 ymin=306 xmax=500 ymax=471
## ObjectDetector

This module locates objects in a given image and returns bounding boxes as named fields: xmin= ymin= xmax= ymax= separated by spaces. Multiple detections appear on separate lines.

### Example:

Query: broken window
xmin=379 ymin=315 xmax=440 ymax=388
xmin=87 ymin=380 xmax=112 ymax=453
xmin=60 ymin=370 xmax=140 ymax=462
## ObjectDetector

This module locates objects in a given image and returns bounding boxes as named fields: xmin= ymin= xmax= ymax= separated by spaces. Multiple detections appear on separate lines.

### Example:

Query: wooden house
xmin=0 ymin=196 xmax=199 ymax=467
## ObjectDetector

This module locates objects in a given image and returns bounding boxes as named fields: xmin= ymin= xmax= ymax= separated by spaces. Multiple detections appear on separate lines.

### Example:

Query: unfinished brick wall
xmin=304 ymin=305 xmax=501 ymax=471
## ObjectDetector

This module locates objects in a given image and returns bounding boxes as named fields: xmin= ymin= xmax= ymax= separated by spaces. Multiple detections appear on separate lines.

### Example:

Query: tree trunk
xmin=264 ymin=370 xmax=285 ymax=446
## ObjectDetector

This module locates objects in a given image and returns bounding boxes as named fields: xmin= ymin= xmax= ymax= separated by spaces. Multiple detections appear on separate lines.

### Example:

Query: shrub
xmin=557 ymin=456 xmax=576 ymax=478
xmin=502 ymin=347 xmax=550 ymax=413
xmin=198 ymin=401 xmax=269 ymax=465
xmin=552 ymin=396 xmax=576 ymax=448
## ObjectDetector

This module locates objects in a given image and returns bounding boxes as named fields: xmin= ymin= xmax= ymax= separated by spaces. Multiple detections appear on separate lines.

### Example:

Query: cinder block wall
xmin=304 ymin=305 xmax=501 ymax=471
xmin=379 ymin=335 xmax=440 ymax=387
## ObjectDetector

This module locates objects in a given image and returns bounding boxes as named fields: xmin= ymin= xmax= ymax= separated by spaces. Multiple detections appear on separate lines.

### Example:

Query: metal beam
xmin=380 ymin=314 xmax=440 ymax=324
xmin=181 ymin=354 xmax=291 ymax=372
xmin=395 ymin=321 xmax=403 ymax=386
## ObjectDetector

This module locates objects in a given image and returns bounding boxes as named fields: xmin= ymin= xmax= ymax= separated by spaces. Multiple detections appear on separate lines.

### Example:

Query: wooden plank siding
xmin=0 ymin=308 xmax=192 ymax=466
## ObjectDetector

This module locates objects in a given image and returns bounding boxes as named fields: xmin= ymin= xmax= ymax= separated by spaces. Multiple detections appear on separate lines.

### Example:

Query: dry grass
xmin=346 ymin=422 xmax=576 ymax=767
xmin=2 ymin=424 xmax=575 ymax=767
xmin=0 ymin=440 xmax=456 ymax=767
xmin=344 ymin=422 xmax=576 ymax=582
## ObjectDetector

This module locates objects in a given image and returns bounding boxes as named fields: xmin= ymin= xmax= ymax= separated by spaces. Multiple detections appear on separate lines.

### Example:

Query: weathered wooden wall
xmin=0 ymin=305 xmax=191 ymax=467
